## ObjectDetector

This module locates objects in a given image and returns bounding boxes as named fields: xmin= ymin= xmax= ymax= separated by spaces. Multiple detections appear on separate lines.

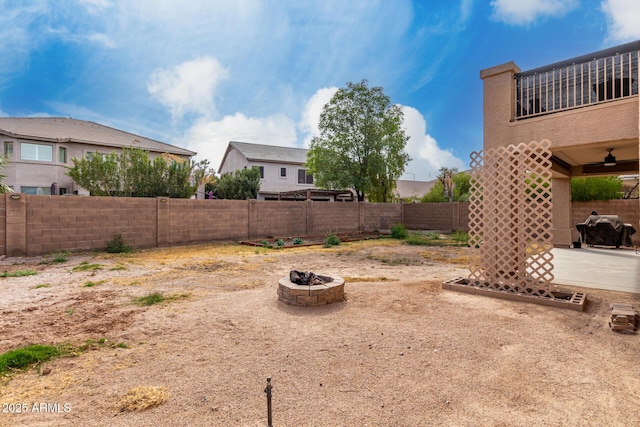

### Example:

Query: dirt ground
xmin=0 ymin=239 xmax=639 ymax=427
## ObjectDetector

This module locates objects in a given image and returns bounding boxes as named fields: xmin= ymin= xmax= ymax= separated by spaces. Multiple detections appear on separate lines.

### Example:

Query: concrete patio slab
xmin=552 ymin=247 xmax=640 ymax=293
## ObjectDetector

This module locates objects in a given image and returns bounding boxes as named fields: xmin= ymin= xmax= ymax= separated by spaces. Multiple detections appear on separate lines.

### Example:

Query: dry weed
xmin=117 ymin=385 xmax=169 ymax=412
xmin=342 ymin=276 xmax=397 ymax=282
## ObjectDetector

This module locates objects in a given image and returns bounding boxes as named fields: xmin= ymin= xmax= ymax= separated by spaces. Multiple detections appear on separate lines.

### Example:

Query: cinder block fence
xmin=1 ymin=194 xmax=470 ymax=257
xmin=1 ymin=194 xmax=637 ymax=257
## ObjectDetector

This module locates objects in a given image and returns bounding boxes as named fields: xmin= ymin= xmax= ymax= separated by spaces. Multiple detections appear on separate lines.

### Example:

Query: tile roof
xmin=229 ymin=141 xmax=308 ymax=163
xmin=0 ymin=117 xmax=196 ymax=156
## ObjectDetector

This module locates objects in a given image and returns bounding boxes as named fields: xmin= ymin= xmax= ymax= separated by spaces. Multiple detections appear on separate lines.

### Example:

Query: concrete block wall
xmin=168 ymin=198 xmax=249 ymax=244
xmin=403 ymin=202 xmax=466 ymax=231
xmin=24 ymin=195 xmax=157 ymax=256
xmin=571 ymin=200 xmax=640 ymax=245
xmin=309 ymin=202 xmax=360 ymax=234
xmin=249 ymin=200 xmax=307 ymax=239
xmin=361 ymin=203 xmax=402 ymax=231
xmin=0 ymin=196 xmax=5 ymax=256
xmin=1 ymin=196 xmax=472 ymax=257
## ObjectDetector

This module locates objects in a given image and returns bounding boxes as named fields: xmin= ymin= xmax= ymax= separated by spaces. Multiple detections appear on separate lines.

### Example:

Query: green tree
xmin=452 ymin=171 xmax=471 ymax=201
xmin=307 ymin=80 xmax=410 ymax=202
xmin=420 ymin=181 xmax=447 ymax=203
xmin=571 ymin=176 xmax=623 ymax=201
xmin=210 ymin=167 xmax=261 ymax=200
xmin=66 ymin=147 xmax=200 ymax=198
xmin=420 ymin=170 xmax=471 ymax=203
xmin=66 ymin=151 xmax=119 ymax=196
xmin=0 ymin=156 xmax=12 ymax=193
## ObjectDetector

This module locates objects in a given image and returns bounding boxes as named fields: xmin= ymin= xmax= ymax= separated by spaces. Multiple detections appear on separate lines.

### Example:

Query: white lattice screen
xmin=468 ymin=139 xmax=554 ymax=294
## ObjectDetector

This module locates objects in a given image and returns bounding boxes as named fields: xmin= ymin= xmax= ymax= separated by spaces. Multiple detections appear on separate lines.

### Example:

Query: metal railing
xmin=515 ymin=50 xmax=639 ymax=119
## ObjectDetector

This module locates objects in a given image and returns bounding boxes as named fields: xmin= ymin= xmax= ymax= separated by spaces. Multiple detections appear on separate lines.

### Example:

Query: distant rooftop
xmin=227 ymin=141 xmax=309 ymax=164
xmin=0 ymin=117 xmax=196 ymax=156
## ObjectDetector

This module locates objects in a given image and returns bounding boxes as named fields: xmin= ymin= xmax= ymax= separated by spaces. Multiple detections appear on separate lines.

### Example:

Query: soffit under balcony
xmin=552 ymin=140 xmax=639 ymax=177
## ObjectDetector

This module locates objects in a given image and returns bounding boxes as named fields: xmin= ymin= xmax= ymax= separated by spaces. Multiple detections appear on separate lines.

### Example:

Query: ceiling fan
xmin=603 ymin=148 xmax=617 ymax=166
xmin=582 ymin=148 xmax=639 ymax=174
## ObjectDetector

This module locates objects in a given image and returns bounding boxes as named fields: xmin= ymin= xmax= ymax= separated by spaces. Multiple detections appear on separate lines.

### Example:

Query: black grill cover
xmin=576 ymin=214 xmax=637 ymax=248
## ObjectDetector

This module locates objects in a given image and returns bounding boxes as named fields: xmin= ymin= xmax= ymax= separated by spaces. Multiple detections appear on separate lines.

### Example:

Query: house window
xmin=87 ymin=152 xmax=108 ymax=160
xmin=259 ymin=166 xmax=265 ymax=179
xmin=59 ymin=147 xmax=67 ymax=163
xmin=21 ymin=143 xmax=53 ymax=162
xmin=21 ymin=186 xmax=51 ymax=195
xmin=280 ymin=167 xmax=287 ymax=178
xmin=298 ymin=169 xmax=313 ymax=185
xmin=3 ymin=141 xmax=13 ymax=159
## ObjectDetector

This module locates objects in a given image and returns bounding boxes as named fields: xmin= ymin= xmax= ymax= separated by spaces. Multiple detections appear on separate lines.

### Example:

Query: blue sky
xmin=1 ymin=0 xmax=639 ymax=181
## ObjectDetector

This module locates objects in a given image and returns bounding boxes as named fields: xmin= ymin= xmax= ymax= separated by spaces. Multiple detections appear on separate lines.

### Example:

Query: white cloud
xmin=601 ymin=0 xmax=640 ymax=42
xmin=460 ymin=0 xmax=474 ymax=23
xmin=77 ymin=0 xmax=113 ymax=14
xmin=44 ymin=26 xmax=116 ymax=48
xmin=182 ymin=113 xmax=298 ymax=172
xmin=298 ymin=87 xmax=338 ymax=148
xmin=401 ymin=106 xmax=466 ymax=181
xmin=491 ymin=0 xmax=578 ymax=25
xmin=147 ymin=57 xmax=229 ymax=121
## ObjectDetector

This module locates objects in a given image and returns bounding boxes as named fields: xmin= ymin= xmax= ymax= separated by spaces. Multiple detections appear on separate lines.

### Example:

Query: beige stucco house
xmin=1 ymin=117 xmax=196 ymax=196
xmin=218 ymin=141 xmax=320 ymax=200
xmin=481 ymin=40 xmax=640 ymax=247
xmin=219 ymin=141 xmax=436 ymax=201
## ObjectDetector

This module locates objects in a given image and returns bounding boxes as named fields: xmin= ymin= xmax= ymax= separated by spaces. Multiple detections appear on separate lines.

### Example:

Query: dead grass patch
xmin=420 ymin=248 xmax=469 ymax=265
xmin=0 ymin=372 xmax=76 ymax=402
xmin=342 ymin=276 xmax=397 ymax=282
xmin=117 ymin=385 xmax=169 ymax=412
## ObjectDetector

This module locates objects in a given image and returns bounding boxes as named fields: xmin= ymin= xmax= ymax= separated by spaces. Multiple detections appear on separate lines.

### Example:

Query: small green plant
xmin=71 ymin=262 xmax=103 ymax=272
xmin=324 ymin=233 xmax=341 ymax=248
xmin=391 ymin=223 xmax=408 ymax=239
xmin=83 ymin=280 xmax=106 ymax=287
xmin=0 ymin=345 xmax=60 ymax=375
xmin=109 ymin=264 xmax=128 ymax=271
xmin=405 ymin=233 xmax=439 ymax=246
xmin=0 ymin=269 xmax=38 ymax=278
xmin=33 ymin=283 xmax=50 ymax=289
xmin=66 ymin=309 xmax=75 ymax=316
xmin=106 ymin=234 xmax=133 ymax=254
xmin=259 ymin=239 xmax=274 ymax=248
xmin=134 ymin=292 xmax=165 ymax=306
xmin=275 ymin=239 xmax=285 ymax=247
xmin=452 ymin=230 xmax=470 ymax=245
xmin=292 ymin=237 xmax=303 ymax=245
xmin=52 ymin=251 xmax=69 ymax=264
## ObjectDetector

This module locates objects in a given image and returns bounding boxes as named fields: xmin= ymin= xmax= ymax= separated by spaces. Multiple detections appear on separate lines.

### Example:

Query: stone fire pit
xmin=278 ymin=271 xmax=345 ymax=307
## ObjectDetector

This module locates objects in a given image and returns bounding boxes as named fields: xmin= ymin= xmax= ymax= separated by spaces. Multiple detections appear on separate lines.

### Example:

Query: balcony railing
xmin=515 ymin=49 xmax=639 ymax=119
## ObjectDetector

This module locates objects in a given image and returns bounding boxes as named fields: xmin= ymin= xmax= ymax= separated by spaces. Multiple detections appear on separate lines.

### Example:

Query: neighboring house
xmin=0 ymin=117 xmax=196 ymax=196
xmin=219 ymin=140 xmax=438 ymax=201
xmin=218 ymin=141 xmax=322 ymax=200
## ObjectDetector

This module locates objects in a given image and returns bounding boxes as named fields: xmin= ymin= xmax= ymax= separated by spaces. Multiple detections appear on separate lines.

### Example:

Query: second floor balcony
xmin=515 ymin=40 xmax=640 ymax=119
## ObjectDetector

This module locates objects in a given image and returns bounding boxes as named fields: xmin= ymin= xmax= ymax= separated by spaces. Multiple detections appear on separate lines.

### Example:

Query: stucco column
xmin=552 ymin=178 xmax=572 ymax=247
xmin=6 ymin=193 xmax=27 ymax=257
xmin=157 ymin=197 xmax=170 ymax=247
